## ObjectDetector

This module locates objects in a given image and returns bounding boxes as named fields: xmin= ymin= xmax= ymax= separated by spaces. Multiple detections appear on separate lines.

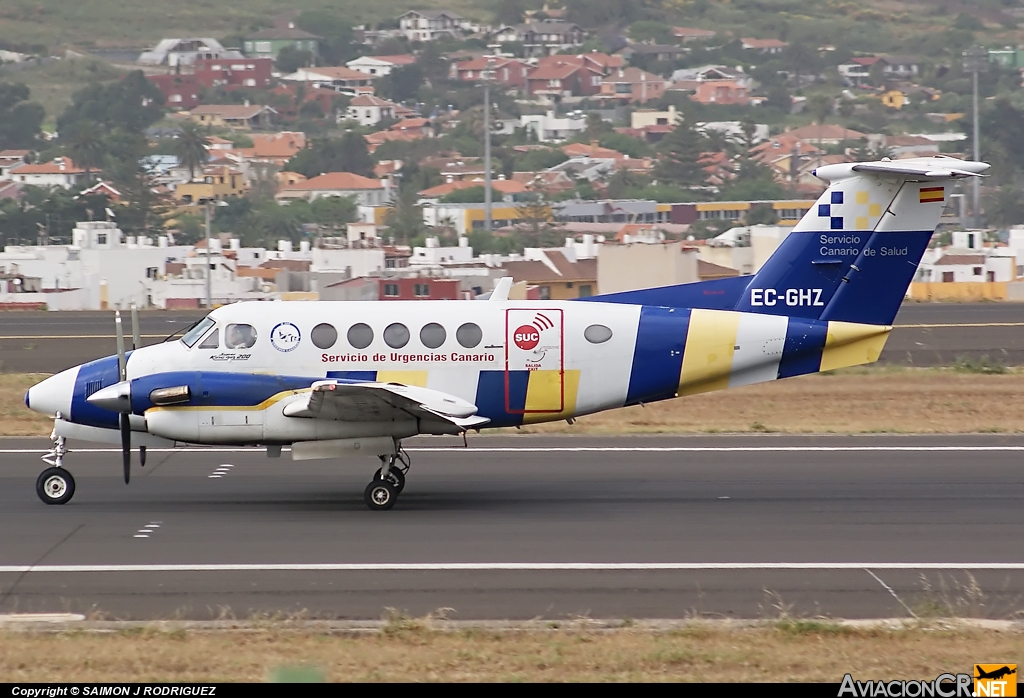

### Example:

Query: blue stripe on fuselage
xmin=625 ymin=306 xmax=688 ymax=406
xmin=474 ymin=370 xmax=527 ymax=428
xmin=777 ymin=317 xmax=828 ymax=379
xmin=69 ymin=355 xmax=121 ymax=428
xmin=128 ymin=371 xmax=319 ymax=415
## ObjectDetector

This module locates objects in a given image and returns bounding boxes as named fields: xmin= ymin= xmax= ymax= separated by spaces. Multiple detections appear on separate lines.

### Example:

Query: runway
xmin=1 ymin=434 xmax=1023 ymax=620
xmin=2 ymin=303 xmax=1022 ymax=372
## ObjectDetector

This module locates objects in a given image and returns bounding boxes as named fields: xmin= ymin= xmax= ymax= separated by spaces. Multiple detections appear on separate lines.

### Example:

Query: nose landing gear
xmin=37 ymin=424 xmax=75 ymax=505
xmin=364 ymin=447 xmax=410 ymax=511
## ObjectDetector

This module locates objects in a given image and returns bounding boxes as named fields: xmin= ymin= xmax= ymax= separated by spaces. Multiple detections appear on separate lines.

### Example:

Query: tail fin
xmin=735 ymin=157 xmax=988 ymax=325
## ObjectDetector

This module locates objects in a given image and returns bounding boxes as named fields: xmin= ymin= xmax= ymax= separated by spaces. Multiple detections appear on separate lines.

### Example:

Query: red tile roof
xmin=282 ymin=171 xmax=383 ymax=191
xmin=11 ymin=157 xmax=85 ymax=174
xmin=418 ymin=179 xmax=526 ymax=197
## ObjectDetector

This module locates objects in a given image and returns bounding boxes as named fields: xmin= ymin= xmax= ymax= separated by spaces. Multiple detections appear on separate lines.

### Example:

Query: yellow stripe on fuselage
xmin=678 ymin=309 xmax=742 ymax=396
xmin=376 ymin=370 xmax=429 ymax=387
xmin=522 ymin=369 xmax=581 ymax=424
xmin=820 ymin=321 xmax=891 ymax=372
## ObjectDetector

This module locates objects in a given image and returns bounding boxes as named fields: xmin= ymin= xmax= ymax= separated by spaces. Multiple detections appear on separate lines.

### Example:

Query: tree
xmin=66 ymin=120 xmax=106 ymax=183
xmin=384 ymin=185 xmax=426 ymax=244
xmin=308 ymin=195 xmax=358 ymax=230
xmin=275 ymin=46 xmax=314 ymax=74
xmin=653 ymin=123 xmax=709 ymax=188
xmin=173 ymin=122 xmax=210 ymax=182
xmin=0 ymin=82 xmax=43 ymax=149
xmin=285 ymin=133 xmax=374 ymax=178
xmin=296 ymin=10 xmax=356 ymax=65
xmin=494 ymin=0 xmax=527 ymax=26
xmin=984 ymin=183 xmax=1024 ymax=229
xmin=377 ymin=63 xmax=424 ymax=103
xmin=58 ymin=71 xmax=164 ymax=135
xmin=514 ymin=193 xmax=558 ymax=247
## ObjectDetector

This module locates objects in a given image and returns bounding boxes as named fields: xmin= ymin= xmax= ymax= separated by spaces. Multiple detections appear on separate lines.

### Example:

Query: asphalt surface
xmin=2 ymin=304 xmax=1023 ymax=372
xmin=1 ymin=434 xmax=1023 ymax=620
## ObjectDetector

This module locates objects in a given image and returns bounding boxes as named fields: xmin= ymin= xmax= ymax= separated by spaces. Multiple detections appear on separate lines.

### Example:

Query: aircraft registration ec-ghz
xmin=25 ymin=157 xmax=988 ymax=510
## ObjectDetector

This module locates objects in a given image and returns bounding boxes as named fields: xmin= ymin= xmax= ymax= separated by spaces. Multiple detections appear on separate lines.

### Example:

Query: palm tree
xmin=174 ymin=122 xmax=210 ymax=182
xmin=67 ymin=121 xmax=106 ymax=184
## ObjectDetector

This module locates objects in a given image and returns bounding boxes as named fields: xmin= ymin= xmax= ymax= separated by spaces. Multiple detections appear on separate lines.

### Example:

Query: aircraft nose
xmin=26 ymin=367 xmax=78 ymax=418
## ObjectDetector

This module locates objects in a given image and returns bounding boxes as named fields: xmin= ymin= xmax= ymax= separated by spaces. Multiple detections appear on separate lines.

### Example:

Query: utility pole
xmin=963 ymin=45 xmax=988 ymax=229
xmin=204 ymin=199 xmax=212 ymax=309
xmin=483 ymin=57 xmax=494 ymax=234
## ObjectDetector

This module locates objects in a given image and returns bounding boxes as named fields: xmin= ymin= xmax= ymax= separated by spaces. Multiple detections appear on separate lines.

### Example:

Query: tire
xmin=373 ymin=466 xmax=406 ymax=493
xmin=364 ymin=480 xmax=397 ymax=511
xmin=36 ymin=467 xmax=75 ymax=505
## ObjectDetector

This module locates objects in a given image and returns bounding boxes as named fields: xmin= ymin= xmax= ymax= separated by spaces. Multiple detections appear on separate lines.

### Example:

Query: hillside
xmin=0 ymin=0 xmax=1022 ymax=51
xmin=0 ymin=0 xmax=492 ymax=48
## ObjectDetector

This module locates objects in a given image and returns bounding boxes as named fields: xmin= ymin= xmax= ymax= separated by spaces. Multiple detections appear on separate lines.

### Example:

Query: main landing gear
xmin=363 ymin=447 xmax=411 ymax=511
xmin=37 ymin=429 xmax=75 ymax=505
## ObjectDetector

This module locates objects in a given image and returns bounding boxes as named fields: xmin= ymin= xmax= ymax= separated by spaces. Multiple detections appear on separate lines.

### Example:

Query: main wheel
xmin=364 ymin=480 xmax=397 ymax=511
xmin=373 ymin=466 xmax=406 ymax=493
xmin=37 ymin=467 xmax=75 ymax=505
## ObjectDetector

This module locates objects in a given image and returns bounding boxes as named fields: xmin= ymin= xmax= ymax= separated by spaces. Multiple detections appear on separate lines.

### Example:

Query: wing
xmin=282 ymin=380 xmax=490 ymax=432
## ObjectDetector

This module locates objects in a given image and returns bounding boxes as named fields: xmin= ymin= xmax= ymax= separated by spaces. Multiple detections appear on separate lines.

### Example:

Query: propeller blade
xmin=115 ymin=310 xmax=126 ymax=381
xmin=131 ymin=303 xmax=140 ymax=351
xmin=120 ymin=412 xmax=131 ymax=484
xmin=139 ymin=445 xmax=147 ymax=468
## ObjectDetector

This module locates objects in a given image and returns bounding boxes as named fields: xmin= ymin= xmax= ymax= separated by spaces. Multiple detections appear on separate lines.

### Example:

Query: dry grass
xmin=0 ymin=622 xmax=1021 ymax=682
xmin=0 ymin=373 xmax=53 ymax=436
xmin=7 ymin=368 xmax=1024 ymax=437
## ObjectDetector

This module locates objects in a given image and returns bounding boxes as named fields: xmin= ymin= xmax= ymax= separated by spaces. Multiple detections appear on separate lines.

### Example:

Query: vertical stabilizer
xmin=734 ymin=157 xmax=988 ymax=325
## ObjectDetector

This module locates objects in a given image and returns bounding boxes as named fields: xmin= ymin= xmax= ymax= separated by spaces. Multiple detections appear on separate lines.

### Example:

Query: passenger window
xmin=198 ymin=328 xmax=220 ymax=349
xmin=419 ymin=322 xmax=446 ymax=349
xmin=225 ymin=323 xmax=257 ymax=349
xmin=584 ymin=324 xmax=613 ymax=344
xmin=311 ymin=323 xmax=338 ymax=349
xmin=384 ymin=323 xmax=410 ymax=348
xmin=456 ymin=322 xmax=482 ymax=348
xmin=348 ymin=323 xmax=373 ymax=349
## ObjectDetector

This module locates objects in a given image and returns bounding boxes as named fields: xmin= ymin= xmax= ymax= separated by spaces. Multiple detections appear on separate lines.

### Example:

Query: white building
xmin=310 ymin=247 xmax=387 ymax=278
xmin=915 ymin=230 xmax=1017 ymax=283
xmin=409 ymin=236 xmax=474 ymax=266
xmin=275 ymin=172 xmax=391 ymax=206
xmin=520 ymin=111 xmax=587 ymax=142
xmin=397 ymin=10 xmax=466 ymax=42
xmin=138 ymin=38 xmax=243 ymax=67
xmin=8 ymin=157 xmax=87 ymax=189
xmin=0 ymin=221 xmax=189 ymax=310
xmin=345 ymin=55 xmax=416 ymax=76
xmin=344 ymin=94 xmax=399 ymax=126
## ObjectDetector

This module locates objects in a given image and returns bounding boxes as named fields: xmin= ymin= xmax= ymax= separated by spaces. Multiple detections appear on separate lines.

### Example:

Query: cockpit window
xmin=226 ymin=323 xmax=258 ymax=349
xmin=198 ymin=328 xmax=220 ymax=349
xmin=181 ymin=317 xmax=215 ymax=348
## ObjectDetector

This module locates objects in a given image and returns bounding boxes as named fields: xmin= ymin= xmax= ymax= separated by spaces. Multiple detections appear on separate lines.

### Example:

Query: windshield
xmin=180 ymin=316 xmax=216 ymax=348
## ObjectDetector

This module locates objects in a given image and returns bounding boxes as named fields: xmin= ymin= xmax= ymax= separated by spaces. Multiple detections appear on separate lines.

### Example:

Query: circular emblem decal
xmin=513 ymin=325 xmax=540 ymax=351
xmin=270 ymin=322 xmax=301 ymax=352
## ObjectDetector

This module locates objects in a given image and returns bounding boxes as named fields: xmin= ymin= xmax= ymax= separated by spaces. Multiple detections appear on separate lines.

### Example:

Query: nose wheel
xmin=37 ymin=467 xmax=75 ymax=505
xmin=37 ymin=429 xmax=76 ymax=505
xmin=365 ymin=448 xmax=410 ymax=510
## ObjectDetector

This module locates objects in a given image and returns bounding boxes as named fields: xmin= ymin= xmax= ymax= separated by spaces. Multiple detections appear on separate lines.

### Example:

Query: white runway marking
xmin=208 ymin=464 xmax=234 ymax=479
xmin=132 ymin=521 xmax=162 ymax=539
xmin=0 ymin=563 xmax=1023 ymax=573
xmin=4 ymin=446 xmax=1024 ymax=455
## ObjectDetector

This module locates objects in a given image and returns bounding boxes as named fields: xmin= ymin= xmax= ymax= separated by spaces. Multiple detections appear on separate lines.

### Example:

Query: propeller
xmin=130 ymin=304 xmax=145 ymax=469
xmin=115 ymin=309 xmax=130 ymax=484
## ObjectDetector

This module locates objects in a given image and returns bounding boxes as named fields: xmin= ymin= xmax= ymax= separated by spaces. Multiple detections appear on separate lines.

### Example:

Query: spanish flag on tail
xmin=919 ymin=186 xmax=944 ymax=203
